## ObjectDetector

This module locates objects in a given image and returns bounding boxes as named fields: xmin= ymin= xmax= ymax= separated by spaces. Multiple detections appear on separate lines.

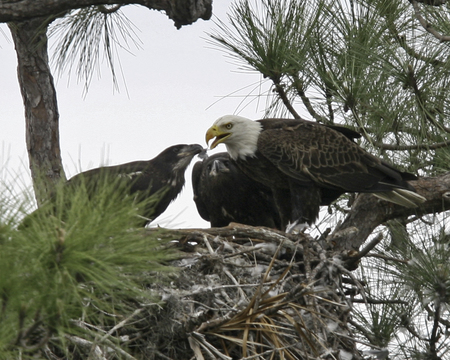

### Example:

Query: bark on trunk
xmin=9 ymin=18 xmax=66 ymax=206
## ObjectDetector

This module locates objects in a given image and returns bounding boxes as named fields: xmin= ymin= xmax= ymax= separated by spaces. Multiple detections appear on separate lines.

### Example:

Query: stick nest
xmin=135 ymin=224 xmax=362 ymax=360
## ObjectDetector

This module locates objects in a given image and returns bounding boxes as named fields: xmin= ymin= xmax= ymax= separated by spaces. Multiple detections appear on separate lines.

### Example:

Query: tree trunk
xmin=9 ymin=18 xmax=65 ymax=206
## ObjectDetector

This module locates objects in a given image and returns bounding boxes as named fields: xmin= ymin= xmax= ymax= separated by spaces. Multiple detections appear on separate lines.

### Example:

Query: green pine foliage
xmin=49 ymin=5 xmax=142 ymax=94
xmin=0 ymin=175 xmax=177 ymax=359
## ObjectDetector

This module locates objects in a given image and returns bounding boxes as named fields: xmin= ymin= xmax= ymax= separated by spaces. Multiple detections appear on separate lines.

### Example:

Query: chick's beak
xmin=178 ymin=144 xmax=204 ymax=157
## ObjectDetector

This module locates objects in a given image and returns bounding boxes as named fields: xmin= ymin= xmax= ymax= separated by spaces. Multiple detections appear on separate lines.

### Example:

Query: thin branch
xmin=429 ymin=299 xmax=442 ymax=357
xmin=292 ymin=75 xmax=328 ymax=123
xmin=365 ymin=253 xmax=409 ymax=264
xmin=350 ymin=233 xmax=384 ymax=262
xmin=99 ymin=308 xmax=145 ymax=342
xmin=425 ymin=305 xmax=450 ymax=328
xmin=370 ymin=138 xmax=450 ymax=151
xmin=411 ymin=0 xmax=450 ymax=42
xmin=272 ymin=79 xmax=301 ymax=119
xmin=385 ymin=15 xmax=443 ymax=67
xmin=65 ymin=335 xmax=107 ymax=360
xmin=395 ymin=33 xmax=442 ymax=67
xmin=350 ymin=298 xmax=408 ymax=305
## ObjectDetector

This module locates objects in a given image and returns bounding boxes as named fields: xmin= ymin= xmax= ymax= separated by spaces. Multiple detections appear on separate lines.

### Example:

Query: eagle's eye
xmin=172 ymin=146 xmax=181 ymax=153
xmin=225 ymin=123 xmax=233 ymax=130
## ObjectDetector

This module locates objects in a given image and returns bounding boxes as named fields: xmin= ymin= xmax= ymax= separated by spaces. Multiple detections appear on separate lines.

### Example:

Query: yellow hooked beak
xmin=205 ymin=125 xmax=231 ymax=149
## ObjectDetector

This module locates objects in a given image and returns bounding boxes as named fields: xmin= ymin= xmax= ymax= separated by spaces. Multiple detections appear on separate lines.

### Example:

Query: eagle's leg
xmin=271 ymin=187 xmax=294 ymax=231
xmin=288 ymin=184 xmax=322 ymax=231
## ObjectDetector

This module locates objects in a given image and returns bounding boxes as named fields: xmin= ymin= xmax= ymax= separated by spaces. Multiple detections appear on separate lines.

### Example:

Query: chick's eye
xmin=223 ymin=160 xmax=230 ymax=167
xmin=225 ymin=123 xmax=233 ymax=130
xmin=172 ymin=147 xmax=180 ymax=153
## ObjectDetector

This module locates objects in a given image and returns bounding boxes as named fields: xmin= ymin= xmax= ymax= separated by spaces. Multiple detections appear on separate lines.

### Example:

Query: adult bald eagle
xmin=63 ymin=144 xmax=204 ymax=226
xmin=206 ymin=116 xmax=425 ymax=230
xmin=192 ymin=152 xmax=281 ymax=229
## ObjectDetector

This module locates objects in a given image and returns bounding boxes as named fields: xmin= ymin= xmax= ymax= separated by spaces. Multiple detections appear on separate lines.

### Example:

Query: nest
xmin=135 ymin=224 xmax=363 ymax=360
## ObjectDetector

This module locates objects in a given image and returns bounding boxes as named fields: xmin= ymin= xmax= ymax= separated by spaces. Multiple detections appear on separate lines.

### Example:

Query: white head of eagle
xmin=206 ymin=115 xmax=263 ymax=160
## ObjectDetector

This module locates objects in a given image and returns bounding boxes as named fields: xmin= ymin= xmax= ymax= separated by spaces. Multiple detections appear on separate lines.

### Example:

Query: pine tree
xmin=208 ymin=0 xmax=450 ymax=358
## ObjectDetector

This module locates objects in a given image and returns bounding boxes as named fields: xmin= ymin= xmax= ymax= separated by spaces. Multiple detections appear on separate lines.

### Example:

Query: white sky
xmin=0 ymin=1 xmax=271 ymax=228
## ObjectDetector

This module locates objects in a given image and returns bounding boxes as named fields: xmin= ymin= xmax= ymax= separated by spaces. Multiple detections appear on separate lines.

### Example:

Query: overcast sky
xmin=0 ymin=1 xmax=272 ymax=228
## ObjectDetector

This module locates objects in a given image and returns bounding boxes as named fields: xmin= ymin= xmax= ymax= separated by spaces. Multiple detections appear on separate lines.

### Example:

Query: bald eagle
xmin=63 ymin=144 xmax=204 ymax=226
xmin=206 ymin=116 xmax=425 ymax=230
xmin=192 ymin=152 xmax=281 ymax=229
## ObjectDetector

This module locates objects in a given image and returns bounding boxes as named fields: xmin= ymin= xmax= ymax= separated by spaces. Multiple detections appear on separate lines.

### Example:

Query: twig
xmin=411 ymin=0 xmax=450 ymax=42
xmin=223 ymin=268 xmax=248 ymax=301
xmin=202 ymin=234 xmax=215 ymax=255
xmin=425 ymin=304 xmax=450 ymax=328
xmin=99 ymin=308 xmax=145 ymax=343
xmin=240 ymin=343 xmax=299 ymax=360
xmin=292 ymin=75 xmax=329 ymax=123
xmin=371 ymin=139 xmax=450 ymax=151
xmin=65 ymin=335 xmax=107 ymax=360
xmin=429 ymin=298 xmax=442 ymax=357
xmin=333 ymin=261 xmax=368 ymax=304
xmin=350 ymin=233 xmax=384 ymax=262
xmin=184 ymin=299 xmax=239 ymax=313
xmin=154 ymin=350 xmax=175 ymax=360
xmin=350 ymin=297 xmax=408 ymax=305
xmin=272 ymin=79 xmax=301 ymax=119
xmin=190 ymin=332 xmax=233 ymax=360
xmin=365 ymin=253 xmax=409 ymax=264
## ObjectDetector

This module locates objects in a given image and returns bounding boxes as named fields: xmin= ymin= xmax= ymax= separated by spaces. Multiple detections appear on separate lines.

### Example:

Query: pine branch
xmin=411 ymin=0 xmax=450 ymax=42
xmin=425 ymin=305 xmax=450 ymax=328
xmin=292 ymin=75 xmax=329 ymax=123
xmin=272 ymin=79 xmax=301 ymax=119
xmin=365 ymin=253 xmax=409 ymax=264
xmin=369 ymin=139 xmax=450 ymax=151
xmin=429 ymin=298 xmax=441 ymax=358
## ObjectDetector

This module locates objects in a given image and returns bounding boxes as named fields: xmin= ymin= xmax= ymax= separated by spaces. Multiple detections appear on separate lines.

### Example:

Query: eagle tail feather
xmin=373 ymin=188 xmax=426 ymax=208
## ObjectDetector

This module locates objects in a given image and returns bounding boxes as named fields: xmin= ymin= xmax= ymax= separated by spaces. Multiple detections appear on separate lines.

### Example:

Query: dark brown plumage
xmin=192 ymin=152 xmax=281 ymax=229
xmin=206 ymin=116 xmax=425 ymax=230
xmin=65 ymin=144 xmax=204 ymax=225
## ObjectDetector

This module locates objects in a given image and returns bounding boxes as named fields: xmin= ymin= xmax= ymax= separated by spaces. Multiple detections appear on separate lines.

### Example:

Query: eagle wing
xmin=68 ymin=161 xmax=160 ymax=194
xmin=257 ymin=119 xmax=394 ymax=192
